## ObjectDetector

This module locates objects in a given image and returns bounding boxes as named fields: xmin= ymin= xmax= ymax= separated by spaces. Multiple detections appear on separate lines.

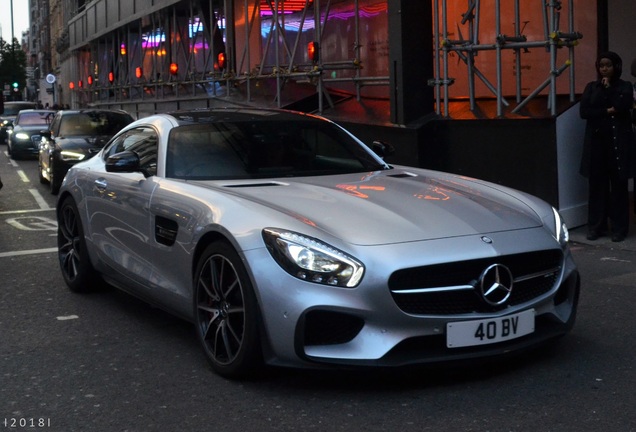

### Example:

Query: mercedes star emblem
xmin=478 ymin=263 xmax=514 ymax=306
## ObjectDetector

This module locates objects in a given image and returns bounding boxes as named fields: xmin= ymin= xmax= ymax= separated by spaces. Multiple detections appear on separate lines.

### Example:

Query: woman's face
xmin=598 ymin=58 xmax=615 ymax=78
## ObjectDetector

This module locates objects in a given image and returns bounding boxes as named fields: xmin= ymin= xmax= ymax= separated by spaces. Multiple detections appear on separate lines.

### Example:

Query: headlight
xmin=60 ymin=150 xmax=86 ymax=162
xmin=263 ymin=228 xmax=365 ymax=288
xmin=552 ymin=207 xmax=569 ymax=246
xmin=14 ymin=132 xmax=30 ymax=140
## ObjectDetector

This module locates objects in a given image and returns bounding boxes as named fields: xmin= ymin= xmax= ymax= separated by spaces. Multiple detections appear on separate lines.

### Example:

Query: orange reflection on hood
xmin=336 ymin=184 xmax=386 ymax=199
xmin=414 ymin=186 xmax=451 ymax=201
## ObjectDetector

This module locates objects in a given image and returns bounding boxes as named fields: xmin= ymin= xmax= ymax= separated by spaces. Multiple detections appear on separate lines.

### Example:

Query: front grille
xmin=389 ymin=250 xmax=563 ymax=315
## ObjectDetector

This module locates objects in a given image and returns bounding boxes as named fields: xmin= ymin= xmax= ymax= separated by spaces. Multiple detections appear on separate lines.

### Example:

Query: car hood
xmin=206 ymin=169 xmax=545 ymax=245
xmin=14 ymin=125 xmax=48 ymax=133
xmin=56 ymin=135 xmax=112 ymax=150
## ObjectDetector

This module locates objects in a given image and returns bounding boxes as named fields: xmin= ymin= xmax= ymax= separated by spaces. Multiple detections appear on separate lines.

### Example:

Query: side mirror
xmin=106 ymin=150 xmax=141 ymax=173
xmin=371 ymin=140 xmax=395 ymax=159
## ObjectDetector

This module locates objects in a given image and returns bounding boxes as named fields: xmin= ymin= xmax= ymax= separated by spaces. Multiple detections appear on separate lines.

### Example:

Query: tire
xmin=38 ymin=160 xmax=46 ymax=184
xmin=49 ymin=158 xmax=61 ymax=194
xmin=57 ymin=196 xmax=100 ymax=293
xmin=194 ymin=241 xmax=263 ymax=379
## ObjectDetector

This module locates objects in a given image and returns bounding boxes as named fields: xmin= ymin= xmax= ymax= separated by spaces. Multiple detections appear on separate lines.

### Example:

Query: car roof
xmin=165 ymin=108 xmax=328 ymax=126
xmin=57 ymin=109 xmax=132 ymax=115
xmin=4 ymin=101 xmax=37 ymax=106
xmin=17 ymin=109 xmax=56 ymax=114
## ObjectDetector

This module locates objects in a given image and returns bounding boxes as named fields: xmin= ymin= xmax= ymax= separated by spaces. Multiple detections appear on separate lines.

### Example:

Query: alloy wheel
xmin=58 ymin=202 xmax=81 ymax=283
xmin=196 ymin=253 xmax=247 ymax=366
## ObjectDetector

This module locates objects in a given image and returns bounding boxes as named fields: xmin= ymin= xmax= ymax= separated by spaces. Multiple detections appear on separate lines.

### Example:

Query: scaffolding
xmin=432 ymin=0 xmax=582 ymax=117
xmin=71 ymin=0 xmax=390 ymax=114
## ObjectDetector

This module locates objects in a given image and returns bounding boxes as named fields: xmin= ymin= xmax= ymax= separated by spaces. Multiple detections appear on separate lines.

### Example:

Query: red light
xmin=260 ymin=0 xmax=313 ymax=14
xmin=78 ymin=80 xmax=83 ymax=88
xmin=169 ymin=63 xmax=179 ymax=75
xmin=307 ymin=41 xmax=319 ymax=62
xmin=87 ymin=75 xmax=93 ymax=85
xmin=135 ymin=67 xmax=143 ymax=79
xmin=69 ymin=82 xmax=75 ymax=90
xmin=108 ymin=71 xmax=115 ymax=83
xmin=217 ymin=52 xmax=226 ymax=70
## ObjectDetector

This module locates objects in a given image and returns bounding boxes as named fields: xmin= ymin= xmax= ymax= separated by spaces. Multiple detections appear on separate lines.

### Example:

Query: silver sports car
xmin=56 ymin=108 xmax=579 ymax=378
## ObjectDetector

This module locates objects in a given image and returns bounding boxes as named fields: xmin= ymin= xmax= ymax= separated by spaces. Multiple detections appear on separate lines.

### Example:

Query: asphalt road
xmin=1 ymin=149 xmax=635 ymax=432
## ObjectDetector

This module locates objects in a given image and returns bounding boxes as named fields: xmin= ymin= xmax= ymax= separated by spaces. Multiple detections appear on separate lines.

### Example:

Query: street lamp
xmin=10 ymin=0 xmax=14 ymax=42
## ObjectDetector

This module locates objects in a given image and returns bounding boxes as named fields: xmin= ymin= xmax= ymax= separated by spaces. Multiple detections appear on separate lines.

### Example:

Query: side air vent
xmin=155 ymin=216 xmax=179 ymax=246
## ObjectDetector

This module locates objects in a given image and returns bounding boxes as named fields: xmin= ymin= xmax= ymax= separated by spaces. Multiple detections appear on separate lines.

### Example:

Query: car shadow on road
xmin=252 ymin=341 xmax=567 ymax=390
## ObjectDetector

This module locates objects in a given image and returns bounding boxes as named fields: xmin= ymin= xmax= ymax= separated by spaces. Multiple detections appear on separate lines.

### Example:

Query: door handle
xmin=94 ymin=178 xmax=107 ymax=190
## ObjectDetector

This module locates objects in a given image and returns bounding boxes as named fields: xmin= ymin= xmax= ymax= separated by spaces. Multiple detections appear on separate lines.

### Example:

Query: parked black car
xmin=7 ymin=109 xmax=56 ymax=159
xmin=1 ymin=101 xmax=38 ymax=144
xmin=38 ymin=109 xmax=134 ymax=194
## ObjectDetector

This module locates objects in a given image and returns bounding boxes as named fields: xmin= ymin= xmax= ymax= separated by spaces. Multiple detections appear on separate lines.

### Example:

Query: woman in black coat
xmin=580 ymin=51 xmax=635 ymax=242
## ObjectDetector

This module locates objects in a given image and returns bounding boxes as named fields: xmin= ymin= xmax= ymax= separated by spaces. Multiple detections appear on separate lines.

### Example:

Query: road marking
xmin=6 ymin=216 xmax=57 ymax=231
xmin=0 ymin=247 xmax=58 ymax=258
xmin=601 ymin=257 xmax=631 ymax=263
xmin=57 ymin=315 xmax=79 ymax=321
xmin=0 ymin=208 xmax=55 ymax=215
xmin=17 ymin=170 xmax=29 ymax=182
xmin=29 ymin=188 xmax=51 ymax=209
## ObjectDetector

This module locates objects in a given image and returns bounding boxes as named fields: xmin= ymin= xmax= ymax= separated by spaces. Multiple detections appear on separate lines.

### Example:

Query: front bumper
xmin=244 ymin=227 xmax=579 ymax=369
xmin=11 ymin=140 xmax=40 ymax=158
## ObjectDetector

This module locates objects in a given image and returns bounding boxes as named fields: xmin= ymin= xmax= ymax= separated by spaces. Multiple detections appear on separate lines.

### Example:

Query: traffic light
xmin=12 ymin=82 xmax=19 ymax=92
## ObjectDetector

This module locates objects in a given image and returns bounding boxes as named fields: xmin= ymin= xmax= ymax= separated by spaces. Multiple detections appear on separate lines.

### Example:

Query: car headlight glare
xmin=60 ymin=150 xmax=86 ymax=161
xmin=14 ymin=132 xmax=30 ymax=140
xmin=552 ymin=207 xmax=569 ymax=246
xmin=263 ymin=228 xmax=364 ymax=288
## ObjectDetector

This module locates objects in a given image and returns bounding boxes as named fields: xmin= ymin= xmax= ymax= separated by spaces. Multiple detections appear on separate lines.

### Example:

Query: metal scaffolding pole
xmin=434 ymin=0 xmax=581 ymax=118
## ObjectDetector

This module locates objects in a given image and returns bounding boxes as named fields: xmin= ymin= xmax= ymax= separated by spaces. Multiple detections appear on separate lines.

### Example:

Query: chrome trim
xmin=513 ymin=267 xmax=561 ymax=283
xmin=391 ymin=284 xmax=474 ymax=294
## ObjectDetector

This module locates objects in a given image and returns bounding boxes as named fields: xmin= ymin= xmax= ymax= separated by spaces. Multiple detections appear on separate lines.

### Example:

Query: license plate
xmin=446 ymin=309 xmax=535 ymax=348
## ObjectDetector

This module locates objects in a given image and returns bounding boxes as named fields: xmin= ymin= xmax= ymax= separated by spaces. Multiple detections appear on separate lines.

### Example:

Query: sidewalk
xmin=569 ymin=224 xmax=636 ymax=252
xmin=566 ymin=191 xmax=636 ymax=251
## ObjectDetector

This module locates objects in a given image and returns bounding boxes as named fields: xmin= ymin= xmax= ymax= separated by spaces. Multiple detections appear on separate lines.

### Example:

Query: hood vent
xmin=387 ymin=172 xmax=417 ymax=179
xmin=224 ymin=182 xmax=284 ymax=188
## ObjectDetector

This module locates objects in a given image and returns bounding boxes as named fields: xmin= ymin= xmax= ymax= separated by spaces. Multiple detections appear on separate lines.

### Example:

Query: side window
xmin=104 ymin=127 xmax=158 ymax=176
xmin=49 ymin=114 xmax=61 ymax=135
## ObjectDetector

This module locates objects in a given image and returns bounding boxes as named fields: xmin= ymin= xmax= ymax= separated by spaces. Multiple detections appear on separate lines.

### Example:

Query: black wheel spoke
xmin=58 ymin=203 xmax=81 ymax=282
xmin=61 ymin=249 xmax=78 ymax=280
xmin=196 ymin=251 xmax=246 ymax=367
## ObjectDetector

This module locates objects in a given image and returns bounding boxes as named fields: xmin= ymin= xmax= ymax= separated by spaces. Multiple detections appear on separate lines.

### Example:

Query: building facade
xmin=23 ymin=0 xmax=636 ymax=226
xmin=29 ymin=1 xmax=631 ymax=123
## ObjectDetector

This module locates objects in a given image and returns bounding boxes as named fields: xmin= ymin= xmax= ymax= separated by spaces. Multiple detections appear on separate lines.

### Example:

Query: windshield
xmin=166 ymin=120 xmax=387 ymax=180
xmin=16 ymin=111 xmax=55 ymax=126
xmin=59 ymin=112 xmax=133 ymax=137
xmin=3 ymin=104 xmax=37 ymax=116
